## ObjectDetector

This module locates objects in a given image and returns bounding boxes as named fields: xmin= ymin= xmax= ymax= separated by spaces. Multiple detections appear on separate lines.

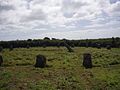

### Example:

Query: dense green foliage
xmin=0 ymin=47 xmax=120 ymax=90
xmin=0 ymin=37 xmax=120 ymax=48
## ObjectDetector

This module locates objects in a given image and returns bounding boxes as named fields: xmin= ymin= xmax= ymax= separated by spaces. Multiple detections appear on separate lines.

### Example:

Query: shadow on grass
xmin=1 ymin=63 xmax=53 ymax=69
xmin=16 ymin=63 xmax=32 ymax=66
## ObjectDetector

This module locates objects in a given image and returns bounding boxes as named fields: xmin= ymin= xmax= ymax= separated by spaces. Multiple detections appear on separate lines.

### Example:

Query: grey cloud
xmin=109 ymin=0 xmax=120 ymax=4
xmin=0 ymin=4 xmax=14 ymax=11
xmin=63 ymin=12 xmax=75 ymax=18
xmin=30 ymin=0 xmax=45 ymax=4
xmin=0 ymin=0 xmax=15 ymax=12
xmin=62 ymin=0 xmax=87 ymax=18
xmin=108 ymin=1 xmax=120 ymax=17
xmin=0 ymin=18 xmax=6 ymax=24
xmin=62 ymin=0 xmax=87 ymax=9
xmin=112 ymin=2 xmax=120 ymax=11
xmin=21 ymin=9 xmax=47 ymax=22
xmin=26 ymin=0 xmax=33 ymax=3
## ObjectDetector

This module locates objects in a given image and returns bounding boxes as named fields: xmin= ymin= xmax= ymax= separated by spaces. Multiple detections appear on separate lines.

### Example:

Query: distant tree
xmin=44 ymin=37 xmax=50 ymax=40
xmin=112 ymin=37 xmax=116 ymax=47
xmin=88 ymin=41 xmax=92 ymax=47
xmin=57 ymin=42 xmax=61 ymax=48
xmin=71 ymin=43 xmax=75 ymax=48
xmin=27 ymin=39 xmax=32 ymax=42
xmin=52 ymin=38 xmax=56 ymax=40
xmin=0 ymin=37 xmax=119 ymax=48
xmin=27 ymin=45 xmax=30 ymax=49
xmin=85 ymin=39 xmax=88 ymax=48
xmin=116 ymin=37 xmax=120 ymax=41
xmin=115 ymin=37 xmax=120 ymax=48
xmin=9 ymin=45 xmax=13 ymax=51
xmin=43 ymin=44 xmax=46 ymax=48
xmin=97 ymin=43 xmax=101 ymax=49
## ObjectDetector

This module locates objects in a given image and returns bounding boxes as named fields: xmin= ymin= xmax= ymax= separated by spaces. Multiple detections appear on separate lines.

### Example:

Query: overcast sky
xmin=0 ymin=0 xmax=120 ymax=41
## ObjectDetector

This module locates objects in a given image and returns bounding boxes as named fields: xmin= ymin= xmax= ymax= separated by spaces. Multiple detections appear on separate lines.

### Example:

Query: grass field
xmin=0 ymin=47 xmax=120 ymax=90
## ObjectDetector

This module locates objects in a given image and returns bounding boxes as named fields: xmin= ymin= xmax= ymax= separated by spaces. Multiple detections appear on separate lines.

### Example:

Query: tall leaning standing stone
xmin=35 ymin=55 xmax=46 ymax=68
xmin=64 ymin=42 xmax=74 ymax=52
xmin=83 ymin=53 xmax=92 ymax=68
xmin=0 ymin=55 xmax=3 ymax=66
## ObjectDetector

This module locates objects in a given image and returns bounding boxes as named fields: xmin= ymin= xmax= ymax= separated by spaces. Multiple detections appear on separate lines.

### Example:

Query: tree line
xmin=0 ymin=37 xmax=120 ymax=49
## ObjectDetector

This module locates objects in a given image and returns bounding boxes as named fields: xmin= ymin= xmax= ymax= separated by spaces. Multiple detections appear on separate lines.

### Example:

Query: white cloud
xmin=0 ymin=0 xmax=120 ymax=40
xmin=107 ymin=1 xmax=120 ymax=17
xmin=37 ymin=28 xmax=120 ymax=40
xmin=22 ymin=9 xmax=47 ymax=22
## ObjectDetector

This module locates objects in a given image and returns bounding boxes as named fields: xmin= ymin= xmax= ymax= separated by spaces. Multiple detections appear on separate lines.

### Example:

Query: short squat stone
xmin=35 ymin=55 xmax=46 ymax=68
xmin=83 ymin=53 xmax=92 ymax=68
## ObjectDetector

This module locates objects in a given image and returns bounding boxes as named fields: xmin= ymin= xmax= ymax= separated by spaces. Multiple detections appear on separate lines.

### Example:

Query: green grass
xmin=0 ymin=47 xmax=120 ymax=90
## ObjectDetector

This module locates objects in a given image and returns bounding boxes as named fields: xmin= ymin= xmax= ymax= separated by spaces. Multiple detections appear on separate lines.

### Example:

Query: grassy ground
xmin=0 ymin=47 xmax=120 ymax=90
